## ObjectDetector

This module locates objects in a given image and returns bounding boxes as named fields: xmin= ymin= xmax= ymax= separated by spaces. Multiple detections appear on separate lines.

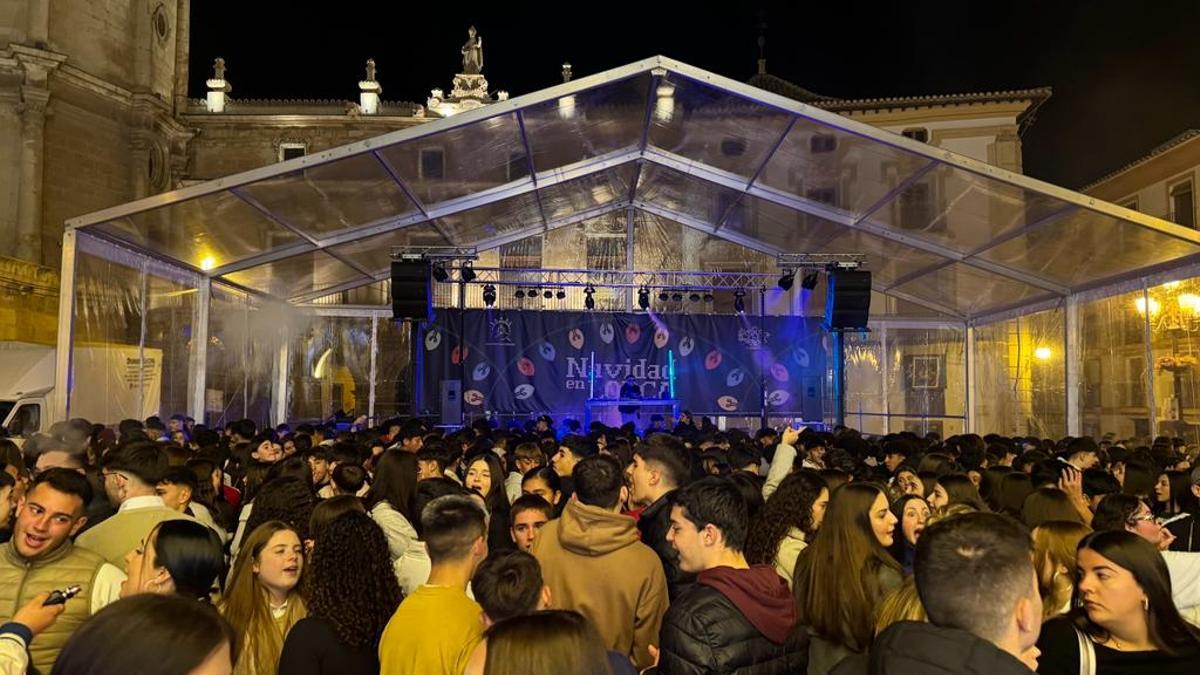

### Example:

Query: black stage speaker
xmin=825 ymin=270 xmax=872 ymax=330
xmin=391 ymin=260 xmax=432 ymax=320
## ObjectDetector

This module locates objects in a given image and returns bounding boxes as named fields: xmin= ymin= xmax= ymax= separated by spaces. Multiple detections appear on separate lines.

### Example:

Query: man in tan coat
xmin=532 ymin=454 xmax=668 ymax=670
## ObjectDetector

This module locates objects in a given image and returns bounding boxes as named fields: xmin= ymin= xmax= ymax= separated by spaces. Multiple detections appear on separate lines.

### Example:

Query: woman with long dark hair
xmin=887 ymin=494 xmax=930 ymax=575
xmin=364 ymin=449 xmax=420 ymax=563
xmin=465 ymin=453 xmax=513 ymax=552
xmin=1036 ymin=530 xmax=1200 ymax=674
xmin=121 ymin=519 xmax=225 ymax=599
xmin=279 ymin=511 xmax=403 ymax=675
xmin=793 ymin=482 xmax=901 ymax=674
xmin=927 ymin=473 xmax=989 ymax=513
xmin=743 ymin=469 xmax=828 ymax=588
xmin=465 ymin=610 xmax=615 ymax=675
xmin=522 ymin=467 xmax=564 ymax=517
xmin=52 ymin=594 xmax=237 ymax=675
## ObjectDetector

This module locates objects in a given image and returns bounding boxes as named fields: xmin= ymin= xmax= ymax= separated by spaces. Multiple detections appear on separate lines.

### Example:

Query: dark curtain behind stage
xmin=419 ymin=310 xmax=827 ymax=420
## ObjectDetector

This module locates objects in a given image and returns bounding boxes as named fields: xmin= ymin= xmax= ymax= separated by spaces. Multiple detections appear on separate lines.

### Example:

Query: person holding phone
xmin=0 ymin=591 xmax=68 ymax=675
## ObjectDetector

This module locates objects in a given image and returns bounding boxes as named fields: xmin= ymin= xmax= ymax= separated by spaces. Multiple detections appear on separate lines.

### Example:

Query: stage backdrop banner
xmin=419 ymin=310 xmax=827 ymax=419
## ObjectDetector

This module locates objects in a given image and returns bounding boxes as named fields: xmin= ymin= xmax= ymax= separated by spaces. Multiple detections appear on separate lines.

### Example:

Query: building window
xmin=419 ymin=148 xmax=445 ymax=180
xmin=1169 ymin=178 xmax=1195 ymax=228
xmin=898 ymin=182 xmax=933 ymax=230
xmin=720 ymin=137 xmax=747 ymax=157
xmin=806 ymin=187 xmax=836 ymax=206
xmin=810 ymin=135 xmax=837 ymax=154
xmin=1125 ymin=355 xmax=1147 ymax=407
xmin=278 ymin=143 xmax=306 ymax=162
xmin=506 ymin=152 xmax=528 ymax=181
xmin=901 ymin=128 xmax=929 ymax=143
xmin=1119 ymin=197 xmax=1139 ymax=212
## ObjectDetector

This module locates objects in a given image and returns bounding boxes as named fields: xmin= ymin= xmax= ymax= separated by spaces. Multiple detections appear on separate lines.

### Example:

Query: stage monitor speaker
xmin=825 ymin=270 xmax=872 ymax=330
xmin=439 ymin=379 xmax=462 ymax=426
xmin=391 ymin=260 xmax=432 ymax=320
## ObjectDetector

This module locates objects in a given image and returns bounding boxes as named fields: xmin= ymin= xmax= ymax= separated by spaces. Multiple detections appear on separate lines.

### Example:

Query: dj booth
xmin=583 ymin=398 xmax=680 ymax=427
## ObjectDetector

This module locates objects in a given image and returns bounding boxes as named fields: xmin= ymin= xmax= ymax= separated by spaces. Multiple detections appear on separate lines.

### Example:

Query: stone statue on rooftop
xmin=365 ymin=58 xmax=376 ymax=82
xmin=461 ymin=26 xmax=483 ymax=75
xmin=213 ymin=57 xmax=226 ymax=81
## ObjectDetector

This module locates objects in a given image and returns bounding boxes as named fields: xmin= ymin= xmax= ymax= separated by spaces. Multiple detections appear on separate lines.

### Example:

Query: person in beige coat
xmin=532 ymin=454 xmax=668 ymax=670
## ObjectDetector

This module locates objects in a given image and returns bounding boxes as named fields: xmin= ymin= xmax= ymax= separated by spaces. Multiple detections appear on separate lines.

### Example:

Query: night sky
xmin=190 ymin=1 xmax=1200 ymax=190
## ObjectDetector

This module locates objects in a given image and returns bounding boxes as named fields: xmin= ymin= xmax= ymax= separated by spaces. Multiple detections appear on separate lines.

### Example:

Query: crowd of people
xmin=1 ymin=410 xmax=1200 ymax=674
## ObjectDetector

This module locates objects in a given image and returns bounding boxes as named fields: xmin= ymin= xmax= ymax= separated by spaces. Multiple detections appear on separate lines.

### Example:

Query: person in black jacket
xmin=628 ymin=434 xmax=695 ymax=600
xmin=657 ymin=477 xmax=808 ymax=675
xmin=832 ymin=512 xmax=1043 ymax=675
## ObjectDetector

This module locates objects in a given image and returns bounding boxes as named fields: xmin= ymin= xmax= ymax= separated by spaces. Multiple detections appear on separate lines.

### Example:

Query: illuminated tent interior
xmin=59 ymin=56 xmax=1200 ymax=441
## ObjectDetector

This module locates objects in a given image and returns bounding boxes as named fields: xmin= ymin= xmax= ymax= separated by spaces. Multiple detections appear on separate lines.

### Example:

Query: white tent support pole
xmin=272 ymin=321 xmax=289 ymax=427
xmin=965 ymin=325 xmax=976 ymax=434
xmin=188 ymin=280 xmax=210 ymax=423
xmin=1065 ymin=295 xmax=1082 ymax=436
xmin=369 ymin=314 xmax=378 ymax=425
xmin=1143 ymin=284 xmax=1157 ymax=438
xmin=880 ymin=322 xmax=890 ymax=429
xmin=626 ymin=208 xmax=635 ymax=310
xmin=137 ymin=261 xmax=149 ymax=420
xmin=53 ymin=230 xmax=78 ymax=422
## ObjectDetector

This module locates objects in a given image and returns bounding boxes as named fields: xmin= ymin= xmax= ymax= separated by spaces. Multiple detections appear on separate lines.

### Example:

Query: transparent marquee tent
xmin=58 ymin=56 xmax=1200 ymax=441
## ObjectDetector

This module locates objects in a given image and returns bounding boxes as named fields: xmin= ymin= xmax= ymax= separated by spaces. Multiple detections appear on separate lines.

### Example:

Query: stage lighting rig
xmin=556 ymin=289 xmax=567 ymax=300
xmin=734 ymin=290 xmax=746 ymax=314
xmin=431 ymin=264 xmax=450 ymax=282
xmin=543 ymin=289 xmax=553 ymax=299
xmin=801 ymin=271 xmax=819 ymax=290
xmin=637 ymin=287 xmax=650 ymax=310
xmin=778 ymin=271 xmax=795 ymax=290
xmin=515 ymin=289 xmax=525 ymax=300
xmin=658 ymin=290 xmax=670 ymax=302
xmin=482 ymin=284 xmax=496 ymax=306
xmin=672 ymin=292 xmax=683 ymax=302
xmin=584 ymin=286 xmax=596 ymax=310
xmin=460 ymin=264 xmax=477 ymax=282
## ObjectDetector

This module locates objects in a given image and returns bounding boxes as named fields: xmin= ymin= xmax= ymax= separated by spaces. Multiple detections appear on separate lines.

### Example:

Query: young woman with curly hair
xmin=743 ymin=469 xmax=828 ymax=588
xmin=222 ymin=520 xmax=307 ymax=675
xmin=278 ymin=511 xmax=403 ymax=675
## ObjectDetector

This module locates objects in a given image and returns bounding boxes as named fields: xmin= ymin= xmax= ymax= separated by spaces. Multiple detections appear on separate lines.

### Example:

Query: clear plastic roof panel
xmin=522 ymin=73 xmax=650 ymax=173
xmin=648 ymin=74 xmax=794 ymax=180
xmin=68 ymin=56 xmax=1200 ymax=319
xmin=91 ymin=190 xmax=305 ymax=271
xmin=220 ymin=249 xmax=367 ymax=299
xmin=237 ymin=152 xmax=419 ymax=239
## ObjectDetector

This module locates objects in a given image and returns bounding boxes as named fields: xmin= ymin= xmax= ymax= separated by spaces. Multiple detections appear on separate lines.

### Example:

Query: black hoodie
xmin=831 ymin=621 xmax=1035 ymax=675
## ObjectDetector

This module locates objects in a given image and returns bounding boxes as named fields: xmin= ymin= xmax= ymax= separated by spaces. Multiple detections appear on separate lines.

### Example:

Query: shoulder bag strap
xmin=1073 ymin=625 xmax=1096 ymax=675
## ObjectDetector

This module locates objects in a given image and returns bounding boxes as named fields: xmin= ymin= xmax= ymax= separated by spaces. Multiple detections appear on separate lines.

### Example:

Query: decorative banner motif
xmin=420 ymin=310 xmax=826 ymax=418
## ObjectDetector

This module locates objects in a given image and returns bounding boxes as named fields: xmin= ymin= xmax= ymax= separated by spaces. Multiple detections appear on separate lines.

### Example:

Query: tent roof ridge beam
xmin=627 ymin=72 xmax=661 ymax=204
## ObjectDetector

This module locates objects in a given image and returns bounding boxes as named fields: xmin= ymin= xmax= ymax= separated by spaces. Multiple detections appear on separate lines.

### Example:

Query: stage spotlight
xmin=556 ymin=289 xmax=566 ymax=300
xmin=672 ymin=292 xmax=683 ymax=302
xmin=515 ymin=289 xmax=525 ymax=299
xmin=543 ymin=290 xmax=553 ymax=299
xmin=432 ymin=264 xmax=450 ymax=282
xmin=801 ymin=271 xmax=819 ymax=290
xmin=703 ymin=293 xmax=714 ymax=303
xmin=482 ymin=284 xmax=496 ymax=307
xmin=734 ymin=289 xmax=746 ymax=314
xmin=584 ymin=285 xmax=596 ymax=310
xmin=460 ymin=264 xmax=477 ymax=283
xmin=637 ymin=287 xmax=650 ymax=310
xmin=778 ymin=270 xmax=795 ymax=291
xmin=688 ymin=292 xmax=700 ymax=302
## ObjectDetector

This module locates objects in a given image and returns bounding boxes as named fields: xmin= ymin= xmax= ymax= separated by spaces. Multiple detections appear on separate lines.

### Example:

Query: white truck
xmin=0 ymin=342 xmax=163 ymax=441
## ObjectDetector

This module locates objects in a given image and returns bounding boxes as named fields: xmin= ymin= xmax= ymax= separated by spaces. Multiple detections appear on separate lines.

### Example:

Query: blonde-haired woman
xmin=1031 ymin=520 xmax=1091 ymax=618
xmin=221 ymin=520 xmax=307 ymax=675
